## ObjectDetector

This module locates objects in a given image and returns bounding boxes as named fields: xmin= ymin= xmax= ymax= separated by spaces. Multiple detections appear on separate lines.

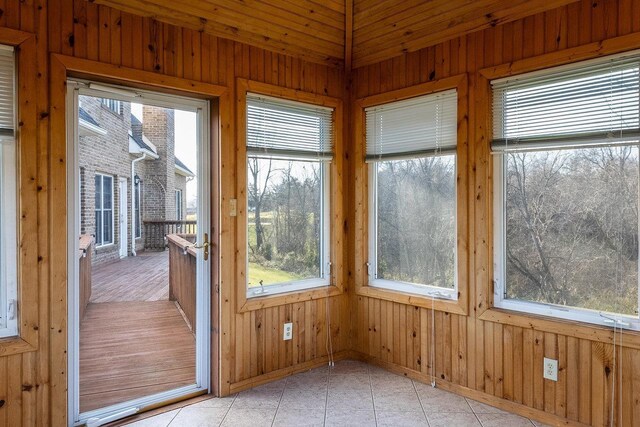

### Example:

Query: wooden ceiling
xmin=92 ymin=0 xmax=580 ymax=69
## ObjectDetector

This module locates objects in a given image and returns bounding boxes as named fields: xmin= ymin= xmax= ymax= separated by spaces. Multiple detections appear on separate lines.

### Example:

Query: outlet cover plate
xmin=283 ymin=322 xmax=293 ymax=340
xmin=543 ymin=357 xmax=558 ymax=381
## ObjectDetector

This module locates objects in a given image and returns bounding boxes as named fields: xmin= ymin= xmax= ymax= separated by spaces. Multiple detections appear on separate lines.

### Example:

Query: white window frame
xmin=134 ymin=179 xmax=142 ymax=239
xmin=365 ymin=89 xmax=459 ymax=301
xmin=101 ymin=97 xmax=122 ymax=115
xmin=246 ymin=159 xmax=331 ymax=298
xmin=367 ymin=158 xmax=458 ymax=300
xmin=0 ymin=44 xmax=18 ymax=338
xmin=95 ymin=172 xmax=115 ymax=247
xmin=491 ymin=50 xmax=640 ymax=331
xmin=175 ymin=189 xmax=183 ymax=220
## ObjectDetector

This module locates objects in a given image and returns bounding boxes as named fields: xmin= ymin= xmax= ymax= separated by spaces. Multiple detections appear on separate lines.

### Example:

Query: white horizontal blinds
xmin=365 ymin=89 xmax=457 ymax=162
xmin=492 ymin=52 xmax=640 ymax=152
xmin=0 ymin=45 xmax=15 ymax=143
xmin=246 ymin=93 xmax=334 ymax=161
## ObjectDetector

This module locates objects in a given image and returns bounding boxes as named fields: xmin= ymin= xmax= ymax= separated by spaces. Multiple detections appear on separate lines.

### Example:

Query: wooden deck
xmin=79 ymin=300 xmax=196 ymax=413
xmin=90 ymin=251 xmax=169 ymax=302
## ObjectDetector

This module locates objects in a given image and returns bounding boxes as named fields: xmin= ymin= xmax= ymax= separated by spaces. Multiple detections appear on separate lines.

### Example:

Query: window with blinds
xmin=365 ymin=89 xmax=459 ymax=299
xmin=492 ymin=52 xmax=640 ymax=152
xmin=365 ymin=89 xmax=457 ymax=161
xmin=492 ymin=51 xmax=640 ymax=330
xmin=246 ymin=93 xmax=332 ymax=298
xmin=0 ymin=44 xmax=15 ymax=143
xmin=246 ymin=93 xmax=334 ymax=160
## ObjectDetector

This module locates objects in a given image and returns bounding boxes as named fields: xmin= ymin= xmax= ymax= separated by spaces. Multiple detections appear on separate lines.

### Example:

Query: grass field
xmin=247 ymin=262 xmax=302 ymax=287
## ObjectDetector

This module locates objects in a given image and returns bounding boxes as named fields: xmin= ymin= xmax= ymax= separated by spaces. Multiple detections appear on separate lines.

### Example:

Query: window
xmin=95 ymin=173 xmax=114 ymax=246
xmin=175 ymin=189 xmax=183 ymax=220
xmin=366 ymin=90 xmax=458 ymax=299
xmin=246 ymin=93 xmax=333 ymax=297
xmin=135 ymin=179 xmax=142 ymax=238
xmin=101 ymin=97 xmax=122 ymax=115
xmin=492 ymin=52 xmax=640 ymax=329
xmin=0 ymin=44 xmax=17 ymax=338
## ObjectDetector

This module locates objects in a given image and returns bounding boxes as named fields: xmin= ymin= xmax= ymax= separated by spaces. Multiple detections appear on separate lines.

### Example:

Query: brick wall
xmin=78 ymin=97 xmax=188 ymax=266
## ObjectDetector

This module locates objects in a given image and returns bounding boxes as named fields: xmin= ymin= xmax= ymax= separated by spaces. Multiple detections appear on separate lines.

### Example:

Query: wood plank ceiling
xmin=90 ymin=0 xmax=580 ymax=68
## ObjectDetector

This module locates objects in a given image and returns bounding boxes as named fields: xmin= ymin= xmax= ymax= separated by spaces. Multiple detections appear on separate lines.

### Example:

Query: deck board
xmin=90 ymin=251 xmax=170 ymax=303
xmin=79 ymin=300 xmax=196 ymax=413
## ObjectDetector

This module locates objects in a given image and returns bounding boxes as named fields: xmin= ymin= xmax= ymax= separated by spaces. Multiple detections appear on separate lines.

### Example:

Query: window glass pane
xmin=135 ymin=182 xmax=141 ymax=238
xmin=505 ymin=146 xmax=639 ymax=316
xmin=376 ymin=156 xmax=456 ymax=289
xmin=103 ymin=210 xmax=113 ymax=244
xmin=95 ymin=210 xmax=102 ymax=245
xmin=247 ymin=157 xmax=322 ymax=288
xmin=94 ymin=175 xmax=101 ymax=210
xmin=102 ymin=176 xmax=112 ymax=209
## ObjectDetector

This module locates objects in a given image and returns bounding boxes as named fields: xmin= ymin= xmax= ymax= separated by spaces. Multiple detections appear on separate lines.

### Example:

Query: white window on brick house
xmin=0 ymin=44 xmax=18 ymax=338
xmin=175 ymin=189 xmax=183 ymax=220
xmin=135 ymin=178 xmax=142 ymax=238
xmin=95 ymin=173 xmax=114 ymax=246
xmin=101 ymin=97 xmax=122 ymax=115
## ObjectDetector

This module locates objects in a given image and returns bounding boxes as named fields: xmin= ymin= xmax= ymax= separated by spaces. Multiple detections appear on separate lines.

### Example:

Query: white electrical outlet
xmin=283 ymin=322 xmax=293 ymax=340
xmin=543 ymin=357 xmax=558 ymax=381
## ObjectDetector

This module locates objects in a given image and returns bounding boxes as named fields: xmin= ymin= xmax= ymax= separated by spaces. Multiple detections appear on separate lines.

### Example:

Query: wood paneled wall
xmin=349 ymin=1 xmax=640 ymax=426
xmin=0 ymin=0 xmax=349 ymax=425
xmin=2 ymin=0 xmax=640 ymax=426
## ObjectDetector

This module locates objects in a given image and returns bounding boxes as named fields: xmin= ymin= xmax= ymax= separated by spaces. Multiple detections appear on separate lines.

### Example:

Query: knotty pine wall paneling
xmin=0 ymin=0 xmax=349 ymax=425
xmin=349 ymin=1 xmax=640 ymax=426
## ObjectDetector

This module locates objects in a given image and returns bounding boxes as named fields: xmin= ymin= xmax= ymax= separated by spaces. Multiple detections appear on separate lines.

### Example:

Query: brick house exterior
xmin=78 ymin=96 xmax=193 ymax=266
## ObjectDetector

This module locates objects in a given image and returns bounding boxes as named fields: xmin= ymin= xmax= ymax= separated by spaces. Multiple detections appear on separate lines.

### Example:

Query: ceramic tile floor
xmin=125 ymin=361 xmax=550 ymax=427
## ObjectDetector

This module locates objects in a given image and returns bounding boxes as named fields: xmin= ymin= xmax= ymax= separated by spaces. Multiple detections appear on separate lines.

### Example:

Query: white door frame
xmin=66 ymin=80 xmax=212 ymax=427
xmin=118 ymin=177 xmax=128 ymax=258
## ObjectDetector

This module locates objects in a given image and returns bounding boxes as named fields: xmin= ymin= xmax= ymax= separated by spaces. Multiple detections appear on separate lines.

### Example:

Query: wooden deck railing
xmin=79 ymin=234 xmax=94 ymax=322
xmin=167 ymin=233 xmax=197 ymax=332
xmin=144 ymin=220 xmax=197 ymax=250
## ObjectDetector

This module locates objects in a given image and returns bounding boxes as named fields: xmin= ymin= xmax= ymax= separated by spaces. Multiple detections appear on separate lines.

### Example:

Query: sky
xmin=131 ymin=103 xmax=198 ymax=209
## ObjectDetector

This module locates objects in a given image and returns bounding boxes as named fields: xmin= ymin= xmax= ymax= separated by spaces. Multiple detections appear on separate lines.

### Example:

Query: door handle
xmin=192 ymin=232 xmax=209 ymax=261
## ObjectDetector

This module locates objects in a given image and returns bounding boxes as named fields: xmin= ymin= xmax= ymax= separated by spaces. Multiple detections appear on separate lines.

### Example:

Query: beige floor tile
xmin=273 ymin=408 xmax=325 ymax=426
xmin=376 ymin=410 xmax=429 ymax=427
xmin=233 ymin=387 xmax=283 ymax=409
xmin=220 ymin=407 xmax=277 ymax=427
xmin=328 ymin=373 xmax=371 ymax=391
xmin=373 ymin=389 xmax=422 ymax=411
xmin=327 ymin=388 xmax=374 ymax=410
xmin=125 ymin=409 xmax=179 ymax=427
xmin=279 ymin=388 xmax=327 ymax=410
xmin=370 ymin=374 xmax=415 ymax=392
xmin=466 ymin=399 xmax=510 ymax=414
xmin=329 ymin=360 xmax=370 ymax=375
xmin=415 ymin=382 xmax=473 ymax=413
xmin=427 ymin=412 xmax=482 ymax=427
xmin=476 ymin=413 xmax=534 ymax=426
xmin=325 ymin=409 xmax=376 ymax=426
xmin=189 ymin=395 xmax=237 ymax=409
xmin=168 ymin=407 xmax=229 ymax=427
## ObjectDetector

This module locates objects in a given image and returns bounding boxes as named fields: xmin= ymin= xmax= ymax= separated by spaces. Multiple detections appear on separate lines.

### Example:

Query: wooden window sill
xmin=239 ymin=283 xmax=343 ymax=313
xmin=356 ymin=284 xmax=467 ymax=315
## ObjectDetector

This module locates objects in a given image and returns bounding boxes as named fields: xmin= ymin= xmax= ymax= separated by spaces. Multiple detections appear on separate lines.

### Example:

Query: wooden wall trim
xmin=0 ymin=30 xmax=40 ymax=358
xmin=352 ymin=74 xmax=470 ymax=316
xmin=234 ymin=78 xmax=346 ymax=313
xmin=51 ymin=54 xmax=229 ymax=98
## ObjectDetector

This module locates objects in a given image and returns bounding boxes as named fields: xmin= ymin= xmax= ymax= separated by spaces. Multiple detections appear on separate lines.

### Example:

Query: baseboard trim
xmin=350 ymin=351 xmax=588 ymax=427
xmin=228 ymin=350 xmax=355 ymax=394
